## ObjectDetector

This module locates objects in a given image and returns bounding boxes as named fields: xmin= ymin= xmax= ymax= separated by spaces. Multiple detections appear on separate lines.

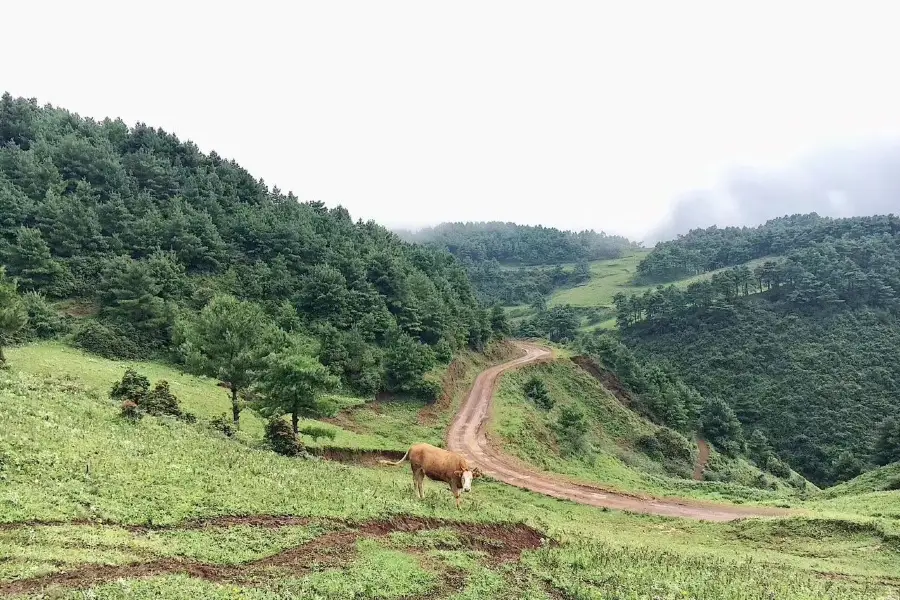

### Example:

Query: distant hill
xmin=615 ymin=212 xmax=900 ymax=486
xmin=397 ymin=221 xmax=641 ymax=266
xmin=397 ymin=221 xmax=641 ymax=306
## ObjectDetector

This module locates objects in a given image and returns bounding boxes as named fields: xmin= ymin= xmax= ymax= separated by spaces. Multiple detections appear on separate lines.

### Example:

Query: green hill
xmin=615 ymin=213 xmax=900 ymax=487
xmin=0 ymin=92 xmax=499 ymax=409
xmin=491 ymin=359 xmax=806 ymax=504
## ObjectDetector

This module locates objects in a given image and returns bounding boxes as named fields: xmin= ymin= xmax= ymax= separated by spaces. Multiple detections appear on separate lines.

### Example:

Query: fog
xmin=648 ymin=139 xmax=900 ymax=244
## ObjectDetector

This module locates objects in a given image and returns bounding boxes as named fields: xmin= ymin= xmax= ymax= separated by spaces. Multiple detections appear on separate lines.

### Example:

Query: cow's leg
xmin=451 ymin=481 xmax=461 ymax=509
xmin=413 ymin=469 xmax=425 ymax=499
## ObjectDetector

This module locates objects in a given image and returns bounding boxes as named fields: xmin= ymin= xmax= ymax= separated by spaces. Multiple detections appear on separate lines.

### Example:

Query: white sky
xmin=5 ymin=1 xmax=900 ymax=241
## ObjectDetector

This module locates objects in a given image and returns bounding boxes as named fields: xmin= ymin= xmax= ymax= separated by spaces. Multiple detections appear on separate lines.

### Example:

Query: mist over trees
xmin=398 ymin=221 xmax=640 ymax=265
xmin=649 ymin=140 xmax=900 ymax=243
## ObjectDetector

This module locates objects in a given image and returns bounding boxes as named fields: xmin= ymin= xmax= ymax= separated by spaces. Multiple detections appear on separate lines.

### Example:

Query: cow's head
xmin=458 ymin=469 xmax=474 ymax=492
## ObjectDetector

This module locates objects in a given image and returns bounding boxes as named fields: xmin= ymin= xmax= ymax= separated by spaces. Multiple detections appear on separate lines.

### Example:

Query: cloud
xmin=648 ymin=139 xmax=900 ymax=243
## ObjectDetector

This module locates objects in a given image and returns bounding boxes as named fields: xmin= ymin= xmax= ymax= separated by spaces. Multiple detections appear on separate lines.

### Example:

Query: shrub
xmin=434 ymin=339 xmax=453 ymax=363
xmin=20 ymin=292 xmax=69 ymax=341
xmin=654 ymin=427 xmax=693 ymax=463
xmin=699 ymin=397 xmax=744 ymax=457
xmin=110 ymin=368 xmax=150 ymax=403
xmin=74 ymin=320 xmax=142 ymax=360
xmin=120 ymin=400 xmax=141 ymax=421
xmin=300 ymin=425 xmax=337 ymax=444
xmin=414 ymin=377 xmax=443 ymax=403
xmin=524 ymin=376 xmax=553 ymax=409
xmin=144 ymin=380 xmax=182 ymax=418
xmin=636 ymin=434 xmax=663 ymax=458
xmin=210 ymin=413 xmax=235 ymax=437
xmin=555 ymin=404 xmax=590 ymax=457
xmin=266 ymin=418 xmax=302 ymax=456
xmin=110 ymin=369 xmax=185 ymax=419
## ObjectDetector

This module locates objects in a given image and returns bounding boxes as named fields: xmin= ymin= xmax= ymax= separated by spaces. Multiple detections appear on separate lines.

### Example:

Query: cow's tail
xmin=378 ymin=450 xmax=409 ymax=466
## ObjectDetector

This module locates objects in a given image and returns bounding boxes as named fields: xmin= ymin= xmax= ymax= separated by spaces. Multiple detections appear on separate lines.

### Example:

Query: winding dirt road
xmin=446 ymin=342 xmax=787 ymax=522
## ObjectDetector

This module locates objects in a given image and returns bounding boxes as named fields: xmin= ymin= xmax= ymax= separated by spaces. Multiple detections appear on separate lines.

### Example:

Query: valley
xmin=0 ymin=94 xmax=898 ymax=598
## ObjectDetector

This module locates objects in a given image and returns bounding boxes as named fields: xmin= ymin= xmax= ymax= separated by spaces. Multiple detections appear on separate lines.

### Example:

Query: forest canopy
xmin=0 ymin=92 xmax=499 ymax=400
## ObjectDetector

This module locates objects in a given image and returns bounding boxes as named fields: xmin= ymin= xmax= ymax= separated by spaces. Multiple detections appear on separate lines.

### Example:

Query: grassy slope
xmin=1 ymin=347 xmax=899 ymax=598
xmin=549 ymin=252 xmax=774 ymax=311
xmin=491 ymin=360 xmax=805 ymax=504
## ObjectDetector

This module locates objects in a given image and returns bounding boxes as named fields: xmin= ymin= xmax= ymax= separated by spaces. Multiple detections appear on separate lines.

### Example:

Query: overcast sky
xmin=6 ymin=1 xmax=900 ymax=242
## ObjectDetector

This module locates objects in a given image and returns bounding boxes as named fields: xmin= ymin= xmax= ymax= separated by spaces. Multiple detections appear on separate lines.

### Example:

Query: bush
xmin=699 ymin=397 xmax=744 ymax=457
xmin=654 ymin=427 xmax=693 ymax=463
xmin=414 ymin=377 xmax=443 ymax=403
xmin=636 ymin=434 xmax=663 ymax=458
xmin=555 ymin=404 xmax=590 ymax=457
xmin=110 ymin=368 xmax=150 ymax=403
xmin=266 ymin=418 xmax=302 ymax=456
xmin=524 ymin=376 xmax=553 ymax=409
xmin=120 ymin=400 xmax=141 ymax=421
xmin=73 ymin=320 xmax=142 ymax=360
xmin=434 ymin=339 xmax=453 ymax=363
xmin=210 ymin=413 xmax=235 ymax=437
xmin=20 ymin=292 xmax=69 ymax=341
xmin=110 ymin=369 xmax=185 ymax=419
xmin=144 ymin=380 xmax=182 ymax=418
xmin=300 ymin=425 xmax=337 ymax=444
xmin=766 ymin=455 xmax=791 ymax=478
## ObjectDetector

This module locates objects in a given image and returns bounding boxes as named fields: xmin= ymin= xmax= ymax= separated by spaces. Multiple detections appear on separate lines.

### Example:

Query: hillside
xmin=3 ymin=345 xmax=900 ymax=598
xmin=491 ymin=359 xmax=807 ymax=503
xmin=0 ymin=93 xmax=502 ymax=408
xmin=616 ymin=213 xmax=900 ymax=486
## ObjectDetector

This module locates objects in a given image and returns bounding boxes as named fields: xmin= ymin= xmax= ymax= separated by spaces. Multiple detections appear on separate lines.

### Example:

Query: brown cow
xmin=380 ymin=443 xmax=478 ymax=508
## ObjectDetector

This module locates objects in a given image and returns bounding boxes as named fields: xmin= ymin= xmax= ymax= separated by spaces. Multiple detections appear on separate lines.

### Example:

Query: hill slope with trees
xmin=617 ymin=213 xmax=900 ymax=486
xmin=0 ymin=92 xmax=501 ymax=409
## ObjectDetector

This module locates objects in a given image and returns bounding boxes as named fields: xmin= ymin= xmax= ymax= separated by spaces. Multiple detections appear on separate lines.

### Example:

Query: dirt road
xmin=446 ymin=342 xmax=787 ymax=522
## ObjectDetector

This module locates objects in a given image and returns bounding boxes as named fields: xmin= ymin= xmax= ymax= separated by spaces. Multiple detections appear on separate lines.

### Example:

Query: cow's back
xmin=408 ymin=443 xmax=466 ymax=481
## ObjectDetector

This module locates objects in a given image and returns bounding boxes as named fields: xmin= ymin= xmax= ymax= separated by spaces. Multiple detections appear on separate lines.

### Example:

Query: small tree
xmin=699 ymin=397 xmax=745 ymax=457
xmin=0 ymin=268 xmax=27 ymax=366
xmin=383 ymin=333 xmax=436 ymax=396
xmin=523 ymin=375 xmax=553 ymax=409
xmin=178 ymin=295 xmax=282 ymax=428
xmin=255 ymin=351 xmax=339 ymax=434
xmin=556 ymin=404 xmax=590 ymax=457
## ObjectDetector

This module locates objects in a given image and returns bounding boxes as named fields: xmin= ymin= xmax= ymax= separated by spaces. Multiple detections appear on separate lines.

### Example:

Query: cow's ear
xmin=472 ymin=467 xmax=484 ymax=479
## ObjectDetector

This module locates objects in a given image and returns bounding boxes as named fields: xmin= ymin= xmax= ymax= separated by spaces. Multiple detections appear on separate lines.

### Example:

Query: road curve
xmin=446 ymin=341 xmax=788 ymax=522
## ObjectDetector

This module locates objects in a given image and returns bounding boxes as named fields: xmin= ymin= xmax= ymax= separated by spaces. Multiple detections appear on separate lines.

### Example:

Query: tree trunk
xmin=292 ymin=409 xmax=299 ymax=434
xmin=231 ymin=387 xmax=241 ymax=428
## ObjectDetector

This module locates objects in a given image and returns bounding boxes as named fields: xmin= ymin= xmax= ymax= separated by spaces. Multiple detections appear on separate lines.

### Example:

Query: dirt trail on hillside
xmin=693 ymin=437 xmax=711 ymax=481
xmin=0 ymin=517 xmax=546 ymax=597
xmin=446 ymin=342 xmax=787 ymax=522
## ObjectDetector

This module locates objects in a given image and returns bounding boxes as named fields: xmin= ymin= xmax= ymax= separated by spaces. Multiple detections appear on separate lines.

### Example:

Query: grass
xmin=2 ymin=345 xmax=900 ymax=598
xmin=549 ymin=251 xmax=775 ymax=309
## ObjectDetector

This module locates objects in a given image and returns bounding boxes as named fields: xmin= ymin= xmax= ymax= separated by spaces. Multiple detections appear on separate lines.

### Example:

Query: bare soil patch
xmin=0 ymin=516 xmax=547 ymax=596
